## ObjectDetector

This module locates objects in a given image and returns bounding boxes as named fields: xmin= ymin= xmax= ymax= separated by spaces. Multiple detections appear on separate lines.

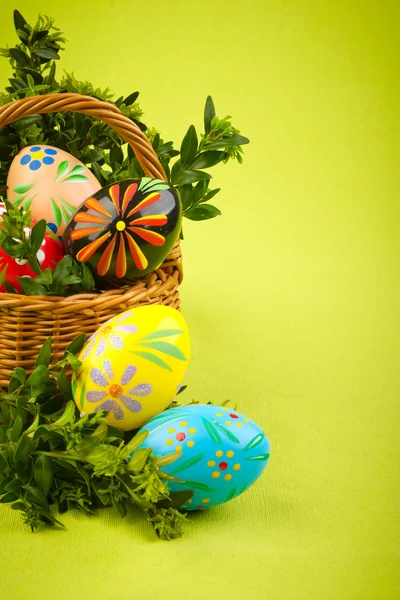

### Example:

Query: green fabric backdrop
xmin=0 ymin=1 xmax=398 ymax=598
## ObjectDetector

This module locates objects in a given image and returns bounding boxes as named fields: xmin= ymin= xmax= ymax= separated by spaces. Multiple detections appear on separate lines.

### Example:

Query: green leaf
xmin=64 ymin=333 xmax=87 ymax=357
xmin=123 ymin=430 xmax=149 ymax=455
xmin=202 ymin=134 xmax=249 ymax=151
xmin=61 ymin=197 xmax=78 ymax=216
xmin=180 ymin=125 xmax=198 ymax=168
xmin=185 ymin=204 xmax=221 ymax=221
xmin=33 ymin=48 xmax=60 ymax=61
xmin=56 ymin=367 xmax=72 ymax=399
xmin=112 ymin=497 xmax=128 ymax=518
xmin=81 ymin=263 xmax=95 ymax=292
xmin=22 ymin=195 xmax=37 ymax=212
xmin=65 ymin=353 xmax=82 ymax=369
xmin=79 ymin=381 xmax=86 ymax=409
xmin=45 ymin=61 xmax=56 ymax=85
xmin=54 ymin=160 xmax=70 ymax=182
xmin=60 ymin=174 xmax=89 ymax=184
xmin=180 ymin=184 xmax=193 ymax=211
xmin=138 ymin=178 xmax=171 ymax=193
xmin=24 ymin=485 xmax=50 ymax=509
xmin=171 ymin=453 xmax=205 ymax=474
xmin=11 ymin=501 xmax=26 ymax=511
xmin=10 ymin=367 xmax=26 ymax=385
xmin=0 ymin=264 xmax=8 ymax=288
xmin=190 ymin=151 xmax=226 ymax=169
xmin=110 ymin=146 xmax=124 ymax=167
xmin=174 ymin=170 xmax=211 ymax=186
xmin=139 ymin=410 xmax=190 ymax=425
xmin=25 ymin=406 xmax=40 ymax=434
xmin=34 ymin=454 xmax=53 ymax=496
xmin=13 ymin=182 xmax=35 ymax=194
xmin=10 ymin=415 xmax=23 ymax=442
xmin=30 ymin=219 xmax=46 ymax=253
xmin=242 ymin=433 xmax=265 ymax=452
xmin=36 ymin=336 xmax=52 ymax=368
xmin=193 ymin=179 xmax=208 ymax=205
xmin=17 ymin=278 xmax=47 ymax=296
xmin=141 ymin=328 xmax=184 ymax=341
xmin=128 ymin=447 xmax=152 ymax=472
xmin=52 ymin=400 xmax=76 ymax=427
xmin=137 ymin=341 xmax=186 ymax=361
xmin=68 ymin=165 xmax=86 ymax=176
xmin=156 ymin=452 xmax=182 ymax=468
xmin=204 ymin=96 xmax=216 ymax=134
xmin=132 ymin=350 xmax=173 ymax=372
xmin=214 ymin=423 xmax=240 ymax=444
xmin=13 ymin=9 xmax=28 ymax=32
xmin=203 ymin=188 xmax=221 ymax=203
xmin=5 ymin=479 xmax=23 ymax=495
xmin=0 ymin=492 xmax=19 ymax=504
xmin=156 ymin=490 xmax=194 ymax=509
xmin=34 ymin=269 xmax=53 ymax=286
xmin=201 ymin=417 xmax=222 ymax=445
xmin=244 ymin=453 xmax=270 ymax=461
xmin=13 ymin=115 xmax=43 ymax=130
xmin=51 ymin=198 xmax=62 ymax=228
xmin=124 ymin=91 xmax=139 ymax=105
xmin=4 ymin=281 xmax=15 ymax=294
xmin=9 ymin=47 xmax=30 ymax=66
xmin=27 ymin=365 xmax=48 ymax=387
xmin=177 ymin=480 xmax=217 ymax=492
xmin=225 ymin=486 xmax=237 ymax=502
xmin=14 ymin=433 xmax=35 ymax=462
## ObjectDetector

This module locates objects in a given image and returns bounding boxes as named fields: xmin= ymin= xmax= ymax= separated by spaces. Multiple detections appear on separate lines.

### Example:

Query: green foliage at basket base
xmin=0 ymin=334 xmax=192 ymax=540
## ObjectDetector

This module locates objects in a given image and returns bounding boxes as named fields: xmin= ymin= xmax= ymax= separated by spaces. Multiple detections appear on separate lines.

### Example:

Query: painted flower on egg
xmin=63 ymin=178 xmax=182 ymax=287
xmin=134 ymin=404 xmax=270 ymax=510
xmin=19 ymin=146 xmax=58 ymax=170
xmin=86 ymin=359 xmax=152 ymax=420
xmin=82 ymin=312 xmax=137 ymax=360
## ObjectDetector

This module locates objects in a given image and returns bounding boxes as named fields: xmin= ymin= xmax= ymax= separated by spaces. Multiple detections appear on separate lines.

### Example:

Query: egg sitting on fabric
xmin=62 ymin=178 xmax=182 ymax=287
xmin=72 ymin=305 xmax=190 ymax=431
xmin=6 ymin=144 xmax=101 ymax=237
xmin=134 ymin=404 xmax=270 ymax=510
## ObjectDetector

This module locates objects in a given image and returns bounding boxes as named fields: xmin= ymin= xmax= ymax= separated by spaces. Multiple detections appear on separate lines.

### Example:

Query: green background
xmin=0 ymin=1 xmax=399 ymax=598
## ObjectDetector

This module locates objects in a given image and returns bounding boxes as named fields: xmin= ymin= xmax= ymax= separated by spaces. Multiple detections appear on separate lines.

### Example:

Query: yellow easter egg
xmin=72 ymin=305 xmax=190 ymax=430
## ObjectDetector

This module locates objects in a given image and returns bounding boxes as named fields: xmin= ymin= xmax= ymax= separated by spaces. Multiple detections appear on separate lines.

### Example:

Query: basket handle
xmin=0 ymin=92 xmax=167 ymax=181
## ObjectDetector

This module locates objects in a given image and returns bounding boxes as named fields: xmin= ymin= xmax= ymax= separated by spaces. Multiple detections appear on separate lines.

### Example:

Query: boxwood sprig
xmin=0 ymin=334 xmax=191 ymax=539
xmin=0 ymin=10 xmax=249 ymax=223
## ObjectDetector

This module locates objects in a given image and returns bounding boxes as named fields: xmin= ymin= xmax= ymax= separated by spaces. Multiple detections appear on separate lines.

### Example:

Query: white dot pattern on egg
xmin=7 ymin=145 xmax=101 ymax=237
xmin=134 ymin=404 xmax=270 ymax=510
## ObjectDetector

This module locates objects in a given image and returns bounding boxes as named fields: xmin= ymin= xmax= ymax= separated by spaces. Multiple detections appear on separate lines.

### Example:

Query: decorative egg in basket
xmin=135 ymin=404 xmax=270 ymax=510
xmin=6 ymin=144 xmax=101 ymax=237
xmin=72 ymin=305 xmax=190 ymax=431
xmin=63 ymin=177 xmax=182 ymax=287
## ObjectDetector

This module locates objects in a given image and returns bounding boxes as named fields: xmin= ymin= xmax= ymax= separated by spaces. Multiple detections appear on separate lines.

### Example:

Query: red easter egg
xmin=0 ymin=208 xmax=64 ymax=292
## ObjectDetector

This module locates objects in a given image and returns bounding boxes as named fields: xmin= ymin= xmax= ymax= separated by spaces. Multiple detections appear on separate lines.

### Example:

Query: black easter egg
xmin=63 ymin=178 xmax=182 ymax=287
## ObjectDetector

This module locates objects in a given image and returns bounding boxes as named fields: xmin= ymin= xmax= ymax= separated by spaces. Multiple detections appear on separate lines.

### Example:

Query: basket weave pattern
xmin=0 ymin=93 xmax=183 ymax=386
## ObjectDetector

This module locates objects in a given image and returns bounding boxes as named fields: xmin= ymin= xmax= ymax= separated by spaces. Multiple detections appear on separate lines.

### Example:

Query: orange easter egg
xmin=7 ymin=145 xmax=101 ymax=237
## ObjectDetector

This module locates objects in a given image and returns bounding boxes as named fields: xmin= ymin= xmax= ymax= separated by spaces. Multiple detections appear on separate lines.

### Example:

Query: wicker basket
xmin=0 ymin=93 xmax=183 ymax=386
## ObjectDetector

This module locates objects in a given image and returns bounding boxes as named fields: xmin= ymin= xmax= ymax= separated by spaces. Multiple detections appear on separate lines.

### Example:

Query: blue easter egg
xmin=135 ymin=404 xmax=270 ymax=510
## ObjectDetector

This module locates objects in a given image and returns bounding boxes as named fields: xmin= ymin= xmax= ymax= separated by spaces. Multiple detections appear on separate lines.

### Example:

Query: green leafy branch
xmin=0 ymin=10 xmax=249 ymax=223
xmin=0 ymin=200 xmax=95 ymax=296
xmin=0 ymin=199 xmax=45 ymax=275
xmin=0 ymin=334 xmax=191 ymax=539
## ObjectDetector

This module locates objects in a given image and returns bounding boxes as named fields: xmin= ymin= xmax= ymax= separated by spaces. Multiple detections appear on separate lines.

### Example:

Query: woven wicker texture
xmin=0 ymin=93 xmax=183 ymax=385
